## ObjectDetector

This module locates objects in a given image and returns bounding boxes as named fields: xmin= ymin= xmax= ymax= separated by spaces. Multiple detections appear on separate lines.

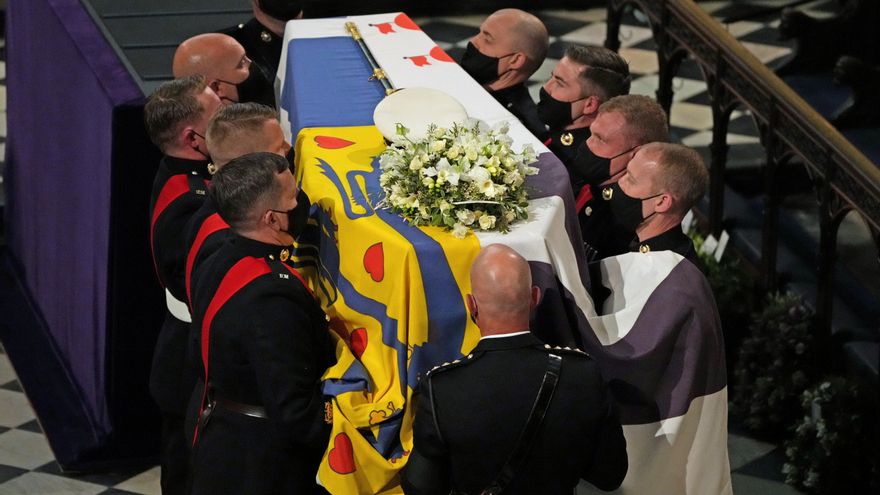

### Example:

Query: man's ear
xmin=466 ymin=294 xmax=477 ymax=315
xmin=582 ymin=95 xmax=601 ymax=116
xmin=508 ymin=52 xmax=527 ymax=71
xmin=530 ymin=286 xmax=541 ymax=310
xmin=654 ymin=193 xmax=675 ymax=214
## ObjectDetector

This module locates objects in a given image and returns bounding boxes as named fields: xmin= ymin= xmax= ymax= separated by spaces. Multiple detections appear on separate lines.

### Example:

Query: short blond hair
xmin=644 ymin=142 xmax=708 ymax=214
xmin=598 ymin=95 xmax=668 ymax=145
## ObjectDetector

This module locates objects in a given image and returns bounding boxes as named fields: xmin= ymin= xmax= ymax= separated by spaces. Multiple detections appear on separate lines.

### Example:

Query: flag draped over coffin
xmin=583 ymin=251 xmax=732 ymax=495
xmin=278 ymin=11 xmax=730 ymax=495
xmin=292 ymin=126 xmax=483 ymax=493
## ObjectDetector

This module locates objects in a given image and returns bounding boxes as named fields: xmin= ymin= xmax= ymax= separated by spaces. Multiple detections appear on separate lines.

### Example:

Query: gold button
xmin=639 ymin=244 xmax=650 ymax=254
xmin=602 ymin=187 xmax=613 ymax=200
xmin=280 ymin=249 xmax=290 ymax=262
xmin=584 ymin=206 xmax=593 ymax=216
xmin=560 ymin=132 xmax=574 ymax=146
xmin=260 ymin=31 xmax=272 ymax=43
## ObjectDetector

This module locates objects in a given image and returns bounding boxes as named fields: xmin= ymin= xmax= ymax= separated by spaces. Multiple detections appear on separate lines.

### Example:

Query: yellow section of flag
xmin=293 ymin=126 xmax=482 ymax=493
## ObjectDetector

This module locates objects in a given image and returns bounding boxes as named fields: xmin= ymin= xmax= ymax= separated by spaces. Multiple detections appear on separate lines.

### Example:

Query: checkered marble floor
xmin=1 ymin=2 xmax=843 ymax=493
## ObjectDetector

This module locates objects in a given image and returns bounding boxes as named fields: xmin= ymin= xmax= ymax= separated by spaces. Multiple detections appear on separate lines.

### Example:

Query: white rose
xmin=456 ymin=209 xmax=476 ymax=226
xmin=446 ymin=145 xmax=461 ymax=160
xmin=409 ymin=156 xmax=423 ymax=171
xmin=479 ymin=215 xmax=496 ymax=230
xmin=452 ymin=223 xmax=469 ymax=239
xmin=431 ymin=139 xmax=447 ymax=153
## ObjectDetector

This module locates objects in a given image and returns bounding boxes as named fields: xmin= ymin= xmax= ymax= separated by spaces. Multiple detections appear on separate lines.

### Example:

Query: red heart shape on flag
xmin=430 ymin=46 xmax=454 ymax=63
xmin=407 ymin=55 xmax=431 ymax=67
xmin=314 ymin=136 xmax=355 ymax=149
xmin=363 ymin=242 xmax=384 ymax=282
xmin=394 ymin=13 xmax=420 ymax=30
xmin=372 ymin=22 xmax=395 ymax=34
xmin=350 ymin=328 xmax=368 ymax=359
xmin=328 ymin=433 xmax=356 ymax=474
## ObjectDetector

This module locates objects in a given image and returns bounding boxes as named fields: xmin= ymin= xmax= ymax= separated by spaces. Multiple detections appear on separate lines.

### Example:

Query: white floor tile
xmin=629 ymin=74 xmax=709 ymax=102
xmin=0 ymin=389 xmax=37 ymax=428
xmin=0 ymin=430 xmax=56 ymax=470
xmin=720 ymin=20 xmax=765 ymax=39
xmin=0 ymin=472 xmax=107 ymax=495
xmin=681 ymin=131 xmax=761 ymax=148
xmin=740 ymin=41 xmax=792 ymax=65
xmin=0 ymin=355 xmax=17 ymax=385
xmin=669 ymin=101 xmax=715 ymax=131
xmin=559 ymin=22 xmax=607 ymax=47
xmin=0 ymin=61 xmax=6 ymax=81
xmin=112 ymin=465 xmax=161 ymax=495
xmin=618 ymin=47 xmax=658 ymax=75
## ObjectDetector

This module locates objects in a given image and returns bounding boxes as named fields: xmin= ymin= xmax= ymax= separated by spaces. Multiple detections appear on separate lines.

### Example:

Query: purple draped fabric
xmin=5 ymin=0 xmax=141 ymax=435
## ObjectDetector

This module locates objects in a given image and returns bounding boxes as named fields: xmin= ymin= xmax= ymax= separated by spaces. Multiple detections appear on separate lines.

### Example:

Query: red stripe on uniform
xmin=193 ymin=257 xmax=269 ymax=445
xmin=185 ymin=213 xmax=230 ymax=307
xmin=149 ymin=174 xmax=192 ymax=285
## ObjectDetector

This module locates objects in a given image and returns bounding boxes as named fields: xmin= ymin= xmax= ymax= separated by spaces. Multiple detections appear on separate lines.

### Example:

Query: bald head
xmin=468 ymin=244 xmax=538 ymax=335
xmin=173 ymin=34 xmax=251 ymax=103
xmin=488 ymin=9 xmax=549 ymax=75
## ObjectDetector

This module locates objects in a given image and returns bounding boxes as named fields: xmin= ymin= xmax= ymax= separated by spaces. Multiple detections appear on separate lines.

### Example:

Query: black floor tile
xmin=418 ymin=20 xmax=475 ymax=44
xmin=34 ymin=461 xmax=146 ymax=488
xmin=738 ymin=26 xmax=792 ymax=47
xmin=0 ymin=379 xmax=21 ymax=392
xmin=15 ymin=419 xmax=42 ymax=433
xmin=547 ymin=39 xmax=591 ymax=60
xmin=532 ymin=13 xmax=588 ymax=37
xmin=733 ymin=446 xmax=791 ymax=483
xmin=728 ymin=113 xmax=761 ymax=137
xmin=0 ymin=425 xmax=9 ymax=435
xmin=684 ymin=90 xmax=712 ymax=106
xmin=0 ymin=463 xmax=28 ymax=484
xmin=98 ymin=489 xmax=146 ymax=495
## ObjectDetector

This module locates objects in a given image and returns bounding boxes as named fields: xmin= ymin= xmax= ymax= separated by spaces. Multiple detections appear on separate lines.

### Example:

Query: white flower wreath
xmin=378 ymin=122 xmax=539 ymax=238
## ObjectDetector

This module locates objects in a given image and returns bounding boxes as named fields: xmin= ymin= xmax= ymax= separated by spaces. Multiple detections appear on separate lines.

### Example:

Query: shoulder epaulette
xmin=539 ymin=343 xmax=591 ymax=359
xmin=425 ymin=352 xmax=480 ymax=377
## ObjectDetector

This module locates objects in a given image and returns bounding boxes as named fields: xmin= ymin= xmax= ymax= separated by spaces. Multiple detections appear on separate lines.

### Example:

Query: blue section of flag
xmin=282 ymin=37 xmax=386 ymax=136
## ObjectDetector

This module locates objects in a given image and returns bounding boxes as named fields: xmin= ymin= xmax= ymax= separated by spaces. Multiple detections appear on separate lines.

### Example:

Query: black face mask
xmin=234 ymin=70 xmax=273 ymax=107
xmin=459 ymin=42 xmax=511 ymax=85
xmin=570 ymin=144 xmax=611 ymax=187
xmin=571 ymin=144 xmax=639 ymax=187
xmin=271 ymin=190 xmax=311 ymax=240
xmin=258 ymin=0 xmax=303 ymax=21
xmin=603 ymin=182 xmax=662 ymax=232
xmin=286 ymin=147 xmax=296 ymax=171
xmin=537 ymin=87 xmax=587 ymax=131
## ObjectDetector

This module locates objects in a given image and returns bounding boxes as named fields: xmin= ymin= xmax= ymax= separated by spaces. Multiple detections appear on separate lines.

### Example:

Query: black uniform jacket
xmin=221 ymin=18 xmax=281 ymax=108
xmin=580 ymin=182 xmax=635 ymax=262
xmin=188 ymin=234 xmax=336 ymax=495
xmin=490 ymin=84 xmax=548 ymax=140
xmin=630 ymin=226 xmax=700 ymax=267
xmin=183 ymin=195 xmax=230 ymax=306
xmin=148 ymin=155 xmax=210 ymax=413
xmin=401 ymin=333 xmax=627 ymax=495
xmin=545 ymin=126 xmax=591 ymax=186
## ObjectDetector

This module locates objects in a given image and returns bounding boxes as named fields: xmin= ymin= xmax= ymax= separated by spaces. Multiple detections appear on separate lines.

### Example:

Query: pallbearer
xmin=188 ymin=152 xmax=335 ymax=495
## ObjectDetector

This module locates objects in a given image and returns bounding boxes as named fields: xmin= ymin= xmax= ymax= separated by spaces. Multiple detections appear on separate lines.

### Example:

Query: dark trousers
xmin=160 ymin=413 xmax=189 ymax=495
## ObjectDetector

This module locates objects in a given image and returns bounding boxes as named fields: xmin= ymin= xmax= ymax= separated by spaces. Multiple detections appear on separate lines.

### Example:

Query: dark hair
xmin=144 ymin=75 xmax=208 ymax=152
xmin=211 ymin=152 xmax=290 ymax=231
xmin=564 ymin=45 xmax=631 ymax=101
